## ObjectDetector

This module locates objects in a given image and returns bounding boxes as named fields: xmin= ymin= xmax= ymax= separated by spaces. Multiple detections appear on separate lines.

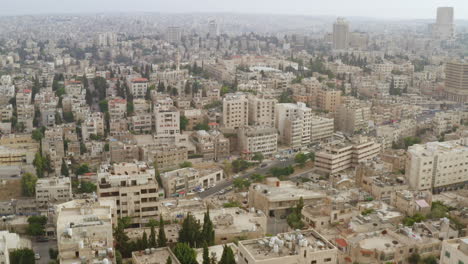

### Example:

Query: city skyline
xmin=1 ymin=0 xmax=468 ymax=20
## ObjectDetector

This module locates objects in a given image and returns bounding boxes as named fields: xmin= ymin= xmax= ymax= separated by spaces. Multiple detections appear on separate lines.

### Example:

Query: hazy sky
xmin=1 ymin=0 xmax=467 ymax=20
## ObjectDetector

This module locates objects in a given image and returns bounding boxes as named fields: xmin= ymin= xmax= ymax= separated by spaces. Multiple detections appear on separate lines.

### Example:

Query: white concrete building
xmin=276 ymin=103 xmax=312 ymax=148
xmin=36 ymin=177 xmax=72 ymax=208
xmin=440 ymin=237 xmax=468 ymax=264
xmin=82 ymin=112 xmax=105 ymax=141
xmin=154 ymin=106 xmax=180 ymax=141
xmin=310 ymin=116 xmax=334 ymax=143
xmin=406 ymin=138 xmax=468 ymax=192
xmin=0 ymin=231 xmax=32 ymax=264
xmin=129 ymin=78 xmax=148 ymax=98
xmin=248 ymin=94 xmax=277 ymax=127
xmin=238 ymin=126 xmax=278 ymax=157
xmin=223 ymin=92 xmax=249 ymax=129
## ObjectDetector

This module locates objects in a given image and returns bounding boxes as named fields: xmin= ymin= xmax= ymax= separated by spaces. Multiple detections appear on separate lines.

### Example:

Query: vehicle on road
xmin=260 ymin=163 xmax=268 ymax=168
xmin=36 ymin=237 xmax=49 ymax=242
xmin=34 ymin=253 xmax=40 ymax=260
xmin=233 ymin=174 xmax=240 ymax=179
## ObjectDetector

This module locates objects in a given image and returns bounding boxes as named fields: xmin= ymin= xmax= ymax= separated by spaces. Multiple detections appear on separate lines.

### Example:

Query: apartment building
xmin=0 ymin=231 xmax=31 ymax=264
xmin=142 ymin=145 xmax=188 ymax=171
xmin=161 ymin=166 xmax=225 ymax=197
xmin=15 ymin=89 xmax=32 ymax=105
xmin=315 ymin=136 xmax=381 ymax=175
xmin=276 ymin=102 xmax=312 ymax=148
xmin=445 ymin=61 xmax=468 ymax=102
xmin=108 ymin=98 xmax=127 ymax=119
xmin=129 ymin=113 xmax=153 ymax=133
xmin=440 ymin=237 xmax=468 ymax=264
xmin=191 ymin=130 xmax=230 ymax=161
xmin=248 ymin=94 xmax=277 ymax=127
xmin=390 ymin=190 xmax=432 ymax=216
xmin=222 ymin=92 xmax=249 ymax=129
xmin=238 ymin=126 xmax=278 ymax=157
xmin=129 ymin=78 xmax=149 ymax=98
xmin=237 ymin=229 xmax=337 ymax=264
xmin=109 ymin=140 xmax=140 ymax=163
xmin=64 ymin=80 xmax=83 ymax=97
xmin=36 ymin=177 xmax=72 ymax=209
xmin=154 ymin=106 xmax=180 ymax=141
xmin=248 ymin=180 xmax=325 ymax=219
xmin=406 ymin=138 xmax=468 ymax=192
xmin=335 ymin=98 xmax=371 ymax=134
xmin=56 ymin=199 xmax=115 ymax=264
xmin=311 ymin=116 xmax=334 ymax=143
xmin=97 ymin=162 xmax=164 ymax=227
xmin=0 ymin=104 xmax=13 ymax=122
xmin=182 ymin=109 xmax=205 ymax=131
xmin=42 ymin=127 xmax=65 ymax=158
xmin=316 ymin=89 xmax=342 ymax=113
xmin=0 ymin=134 xmax=38 ymax=165
xmin=82 ymin=112 xmax=105 ymax=141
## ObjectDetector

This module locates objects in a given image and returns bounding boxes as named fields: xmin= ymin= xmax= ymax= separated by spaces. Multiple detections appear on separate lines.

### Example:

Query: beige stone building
xmin=440 ymin=237 xmax=468 ymax=264
xmin=237 ymin=229 xmax=337 ymax=264
xmin=238 ymin=126 xmax=278 ymax=157
xmin=161 ymin=166 xmax=225 ymax=197
xmin=316 ymin=89 xmax=342 ymax=113
xmin=406 ymin=138 xmax=468 ymax=192
xmin=275 ymin=102 xmax=312 ymax=148
xmin=190 ymin=130 xmax=230 ymax=161
xmin=248 ymin=94 xmax=277 ymax=127
xmin=132 ymin=247 xmax=181 ymax=264
xmin=445 ymin=61 xmax=468 ymax=103
xmin=0 ymin=230 xmax=32 ymax=264
xmin=154 ymin=106 xmax=180 ymax=141
xmin=129 ymin=78 xmax=149 ymax=98
xmin=82 ymin=112 xmax=105 ymax=141
xmin=142 ymin=144 xmax=188 ymax=170
xmin=248 ymin=180 xmax=326 ymax=219
xmin=129 ymin=113 xmax=153 ymax=133
xmin=36 ymin=177 xmax=72 ymax=209
xmin=222 ymin=92 xmax=249 ymax=129
xmin=56 ymin=199 xmax=115 ymax=264
xmin=390 ymin=190 xmax=432 ymax=216
xmin=97 ymin=162 xmax=164 ymax=227
xmin=315 ymin=136 xmax=381 ymax=175
xmin=335 ymin=97 xmax=371 ymax=134
xmin=311 ymin=116 xmax=334 ymax=143
xmin=108 ymin=97 xmax=127 ymax=119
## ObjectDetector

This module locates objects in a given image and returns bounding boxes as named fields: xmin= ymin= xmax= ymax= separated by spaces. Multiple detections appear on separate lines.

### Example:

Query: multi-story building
xmin=82 ymin=112 xmax=105 ymax=141
xmin=222 ymin=92 xmax=249 ymax=129
xmin=0 ymin=231 xmax=32 ymax=264
xmin=161 ymin=166 xmax=225 ymax=197
xmin=430 ymin=7 xmax=455 ymax=40
xmin=248 ymin=94 xmax=277 ymax=127
xmin=191 ymin=130 xmax=230 ymax=161
xmin=36 ymin=177 xmax=72 ymax=209
xmin=56 ymin=199 xmax=115 ymax=264
xmin=64 ymin=80 xmax=83 ymax=97
xmin=237 ymin=229 xmax=337 ymax=264
xmin=316 ymin=89 xmax=342 ymax=113
xmin=166 ymin=26 xmax=181 ymax=43
xmin=183 ymin=109 xmax=205 ymax=131
xmin=108 ymin=98 xmax=127 ymax=119
xmin=154 ymin=106 xmax=180 ymax=141
xmin=109 ymin=140 xmax=140 ymax=163
xmin=276 ymin=103 xmax=312 ymax=148
xmin=142 ymin=145 xmax=188 ymax=170
xmin=129 ymin=113 xmax=153 ymax=133
xmin=333 ymin=17 xmax=349 ymax=50
xmin=445 ymin=61 xmax=468 ymax=103
xmin=440 ymin=237 xmax=468 ymax=264
xmin=335 ymin=98 xmax=371 ymax=134
xmin=315 ymin=136 xmax=381 ymax=175
xmin=129 ymin=78 xmax=148 ymax=98
xmin=15 ymin=89 xmax=32 ymax=105
xmin=238 ymin=126 xmax=278 ymax=157
xmin=406 ymin=138 xmax=468 ymax=192
xmin=97 ymin=162 xmax=163 ymax=227
xmin=310 ymin=116 xmax=334 ymax=143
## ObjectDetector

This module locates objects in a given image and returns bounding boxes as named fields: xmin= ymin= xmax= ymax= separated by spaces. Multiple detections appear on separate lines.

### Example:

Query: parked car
xmin=34 ymin=253 xmax=40 ymax=260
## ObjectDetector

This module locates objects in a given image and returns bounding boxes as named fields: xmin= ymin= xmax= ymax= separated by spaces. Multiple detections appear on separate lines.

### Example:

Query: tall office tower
xmin=208 ymin=20 xmax=219 ymax=38
xmin=166 ymin=26 xmax=181 ymax=44
xmin=333 ymin=18 xmax=349 ymax=50
xmin=445 ymin=61 xmax=468 ymax=102
xmin=430 ymin=7 xmax=455 ymax=39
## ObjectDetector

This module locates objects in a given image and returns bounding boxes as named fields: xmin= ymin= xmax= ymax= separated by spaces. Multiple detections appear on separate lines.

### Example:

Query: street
xmin=198 ymin=157 xmax=295 ymax=199
xmin=32 ymin=239 xmax=57 ymax=264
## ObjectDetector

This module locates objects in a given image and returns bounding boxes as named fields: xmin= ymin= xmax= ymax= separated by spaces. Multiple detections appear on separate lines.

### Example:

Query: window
xmin=324 ymin=258 xmax=332 ymax=262
xmin=311 ymin=261 xmax=317 ymax=264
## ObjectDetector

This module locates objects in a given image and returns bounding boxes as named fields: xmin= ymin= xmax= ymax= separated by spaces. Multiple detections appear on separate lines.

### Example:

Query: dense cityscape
xmin=0 ymin=3 xmax=467 ymax=264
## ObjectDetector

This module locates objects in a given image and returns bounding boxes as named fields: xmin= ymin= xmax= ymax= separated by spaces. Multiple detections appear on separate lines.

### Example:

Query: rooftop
xmin=251 ymin=182 xmax=326 ymax=202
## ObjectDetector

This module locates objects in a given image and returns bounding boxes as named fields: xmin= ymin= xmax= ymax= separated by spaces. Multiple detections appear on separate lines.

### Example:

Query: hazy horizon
xmin=1 ymin=0 xmax=467 ymax=20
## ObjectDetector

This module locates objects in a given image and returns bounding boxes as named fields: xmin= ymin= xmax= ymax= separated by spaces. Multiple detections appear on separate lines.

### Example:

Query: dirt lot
xmin=0 ymin=179 xmax=23 ymax=200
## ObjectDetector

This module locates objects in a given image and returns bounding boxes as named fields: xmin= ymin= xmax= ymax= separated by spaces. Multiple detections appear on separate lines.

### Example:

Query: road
xmin=198 ymin=158 xmax=295 ymax=199
xmin=32 ymin=239 xmax=57 ymax=264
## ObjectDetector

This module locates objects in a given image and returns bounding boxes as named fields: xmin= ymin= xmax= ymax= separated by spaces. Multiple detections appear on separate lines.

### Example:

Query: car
xmin=260 ymin=163 xmax=268 ymax=168
xmin=233 ymin=174 xmax=240 ymax=179
xmin=36 ymin=236 xmax=49 ymax=242
xmin=34 ymin=253 xmax=40 ymax=260
xmin=218 ymin=190 xmax=225 ymax=195
xmin=198 ymin=188 xmax=205 ymax=192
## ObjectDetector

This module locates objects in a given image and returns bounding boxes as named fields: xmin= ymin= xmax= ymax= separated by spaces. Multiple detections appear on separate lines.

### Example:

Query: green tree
xmin=179 ymin=161 xmax=193 ymax=168
xmin=173 ymin=243 xmax=197 ymax=264
xmin=252 ymin=152 xmax=264 ymax=163
xmin=287 ymin=197 xmax=304 ymax=230
xmin=78 ymin=181 xmax=97 ymax=193
xmin=180 ymin=116 xmax=189 ymax=131
xmin=250 ymin=173 xmax=265 ymax=183
xmin=202 ymin=243 xmax=210 ymax=264
xmin=166 ymin=256 xmax=173 ymax=264
xmin=75 ymin=164 xmax=90 ymax=175
xmin=32 ymin=129 xmax=44 ymax=142
xmin=114 ymin=218 xmax=132 ymax=258
xmin=178 ymin=213 xmax=201 ymax=248
xmin=233 ymin=178 xmax=251 ymax=190
xmin=149 ymin=223 xmax=157 ymax=248
xmin=48 ymin=248 xmax=58 ymax=260
xmin=422 ymin=256 xmax=437 ymax=264
xmin=219 ymin=245 xmax=236 ymax=264
xmin=194 ymin=122 xmax=210 ymax=131
xmin=33 ymin=152 xmax=44 ymax=178
xmin=201 ymin=209 xmax=215 ymax=246
xmin=115 ymin=250 xmax=123 ymax=264
xmin=294 ymin=153 xmax=308 ymax=167
xmin=158 ymin=215 xmax=168 ymax=247
xmin=9 ymin=248 xmax=35 ymax=264
xmin=63 ymin=111 xmax=74 ymax=123
xmin=26 ymin=215 xmax=47 ymax=236
xmin=99 ymin=100 xmax=109 ymax=113
xmin=141 ymin=231 xmax=149 ymax=249
xmin=21 ymin=173 xmax=37 ymax=197
xmin=408 ymin=253 xmax=421 ymax=264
